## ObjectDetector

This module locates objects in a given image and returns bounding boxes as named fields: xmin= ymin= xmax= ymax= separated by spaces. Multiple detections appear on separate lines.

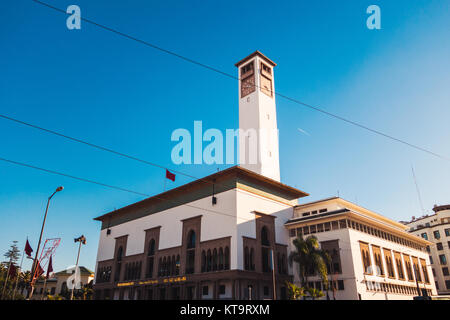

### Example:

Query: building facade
xmin=285 ymin=197 xmax=437 ymax=300
xmin=405 ymin=204 xmax=450 ymax=294
xmin=93 ymin=166 xmax=307 ymax=300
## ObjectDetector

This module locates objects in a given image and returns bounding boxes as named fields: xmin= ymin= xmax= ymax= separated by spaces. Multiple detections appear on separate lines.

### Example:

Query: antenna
xmin=411 ymin=165 xmax=425 ymax=216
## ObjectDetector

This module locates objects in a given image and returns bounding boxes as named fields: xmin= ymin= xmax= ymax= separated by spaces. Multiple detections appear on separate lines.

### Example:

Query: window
xmin=250 ymin=248 xmax=255 ymax=271
xmin=201 ymin=250 xmax=206 ymax=272
xmin=213 ymin=248 xmax=218 ymax=271
xmin=224 ymin=247 xmax=230 ymax=270
xmin=437 ymin=242 xmax=443 ymax=250
xmin=338 ymin=280 xmax=345 ymax=290
xmin=442 ymin=267 xmax=449 ymax=276
xmin=434 ymin=230 xmax=441 ymax=239
xmin=439 ymin=254 xmax=447 ymax=265
xmin=289 ymin=229 xmax=296 ymax=237
xmin=202 ymin=286 xmax=209 ymax=296
xmin=383 ymin=249 xmax=395 ymax=278
xmin=421 ymin=233 xmax=428 ymax=240
xmin=372 ymin=246 xmax=384 ymax=276
xmin=445 ymin=228 xmax=450 ymax=237
xmin=319 ymin=208 xmax=328 ymax=213
xmin=420 ymin=259 xmax=429 ymax=284
xmin=263 ymin=286 xmax=269 ymax=296
xmin=219 ymin=285 xmax=226 ymax=295
xmin=146 ymin=239 xmax=155 ymax=278
xmin=302 ymin=212 xmax=310 ymax=217
xmin=114 ymin=246 xmax=123 ymax=282
xmin=429 ymin=256 xmax=433 ymax=264
xmin=446 ymin=280 xmax=450 ymax=290
xmin=359 ymin=242 xmax=372 ymax=275
xmin=312 ymin=210 xmax=318 ymax=215
xmin=186 ymin=230 xmax=196 ymax=274
xmin=218 ymin=248 xmax=224 ymax=270
xmin=339 ymin=220 xmax=347 ymax=229
xmin=261 ymin=227 xmax=270 ymax=246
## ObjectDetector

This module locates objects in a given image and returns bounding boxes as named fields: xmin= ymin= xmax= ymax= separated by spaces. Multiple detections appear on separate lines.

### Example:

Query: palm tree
xmin=288 ymin=235 xmax=330 ymax=290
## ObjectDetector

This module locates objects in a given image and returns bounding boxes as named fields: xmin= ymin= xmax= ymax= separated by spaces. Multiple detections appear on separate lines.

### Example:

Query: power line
xmin=0 ymin=156 xmax=259 ymax=223
xmin=0 ymin=113 xmax=301 ymax=210
xmin=30 ymin=0 xmax=450 ymax=162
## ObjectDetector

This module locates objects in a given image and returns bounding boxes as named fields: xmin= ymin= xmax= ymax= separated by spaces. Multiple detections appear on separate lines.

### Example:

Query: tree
xmin=286 ymin=281 xmax=305 ymax=300
xmin=3 ymin=241 xmax=20 ymax=265
xmin=306 ymin=287 xmax=325 ymax=300
xmin=288 ymin=235 xmax=330 ymax=289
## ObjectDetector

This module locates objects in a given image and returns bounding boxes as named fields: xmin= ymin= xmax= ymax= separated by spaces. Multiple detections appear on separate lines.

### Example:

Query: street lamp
xmin=70 ymin=235 xmax=86 ymax=300
xmin=28 ymin=186 xmax=63 ymax=299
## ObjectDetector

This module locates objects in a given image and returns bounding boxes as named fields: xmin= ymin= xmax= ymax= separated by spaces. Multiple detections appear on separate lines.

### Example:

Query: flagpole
xmin=12 ymin=246 xmax=25 ymax=300
xmin=41 ymin=277 xmax=48 ymax=300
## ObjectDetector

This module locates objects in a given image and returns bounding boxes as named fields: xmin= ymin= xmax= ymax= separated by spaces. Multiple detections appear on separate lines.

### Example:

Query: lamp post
xmin=28 ymin=186 xmax=63 ymax=299
xmin=70 ymin=235 xmax=86 ymax=300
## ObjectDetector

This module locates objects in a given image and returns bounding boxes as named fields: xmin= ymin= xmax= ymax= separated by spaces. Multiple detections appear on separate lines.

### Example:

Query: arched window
xmin=162 ymin=257 xmax=167 ymax=277
xmin=187 ymin=230 xmax=196 ymax=249
xmin=158 ymin=258 xmax=162 ymax=277
xmin=115 ymin=246 xmax=123 ymax=281
xmin=261 ymin=227 xmax=271 ymax=273
xmin=175 ymin=255 xmax=180 ymax=275
xmin=250 ymin=248 xmax=255 ymax=271
xmin=146 ymin=239 xmax=155 ymax=278
xmin=244 ymin=247 xmax=249 ymax=270
xmin=201 ymin=250 xmax=206 ymax=272
xmin=218 ymin=248 xmax=224 ymax=270
xmin=213 ymin=248 xmax=218 ymax=271
xmin=207 ymin=249 xmax=212 ymax=272
xmin=186 ymin=230 xmax=196 ymax=274
xmin=261 ymin=227 xmax=270 ymax=246
xmin=224 ymin=247 xmax=230 ymax=270
xmin=148 ymin=239 xmax=155 ymax=256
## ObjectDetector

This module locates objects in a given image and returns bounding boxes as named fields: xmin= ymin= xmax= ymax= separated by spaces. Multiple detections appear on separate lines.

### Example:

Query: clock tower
xmin=235 ymin=51 xmax=281 ymax=182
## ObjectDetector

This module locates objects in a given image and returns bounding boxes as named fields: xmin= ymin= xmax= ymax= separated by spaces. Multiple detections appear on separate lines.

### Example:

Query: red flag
xmin=165 ymin=169 xmax=175 ymax=182
xmin=36 ymin=263 xmax=44 ymax=277
xmin=46 ymin=256 xmax=53 ymax=278
xmin=25 ymin=239 xmax=33 ymax=257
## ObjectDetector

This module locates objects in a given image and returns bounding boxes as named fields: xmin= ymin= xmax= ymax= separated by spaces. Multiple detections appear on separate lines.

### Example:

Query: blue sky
xmin=0 ymin=0 xmax=449 ymax=272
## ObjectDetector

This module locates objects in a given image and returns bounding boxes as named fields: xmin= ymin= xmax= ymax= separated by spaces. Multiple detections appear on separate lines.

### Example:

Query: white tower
xmin=235 ymin=51 xmax=281 ymax=182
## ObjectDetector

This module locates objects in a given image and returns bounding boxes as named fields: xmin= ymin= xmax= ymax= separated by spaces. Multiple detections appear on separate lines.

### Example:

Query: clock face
xmin=241 ymin=75 xmax=256 ymax=98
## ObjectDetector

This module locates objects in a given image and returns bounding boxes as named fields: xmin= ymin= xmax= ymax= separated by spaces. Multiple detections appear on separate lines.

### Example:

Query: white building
xmin=285 ymin=197 xmax=437 ymax=300
xmin=405 ymin=204 xmax=450 ymax=294
xmin=92 ymin=51 xmax=436 ymax=300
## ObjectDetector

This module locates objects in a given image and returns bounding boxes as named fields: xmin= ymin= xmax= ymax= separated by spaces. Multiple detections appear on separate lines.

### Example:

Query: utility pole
xmin=70 ymin=235 xmax=86 ymax=300
xmin=28 ymin=186 xmax=63 ymax=299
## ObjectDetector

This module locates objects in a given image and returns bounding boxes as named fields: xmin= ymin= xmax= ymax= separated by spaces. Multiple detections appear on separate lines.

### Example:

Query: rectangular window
xmin=429 ymin=256 xmax=433 ymax=264
xmin=331 ymin=221 xmax=339 ymax=230
xmin=442 ymin=267 xmax=449 ymax=276
xmin=324 ymin=222 xmax=331 ymax=232
xmin=338 ymin=280 xmax=344 ymax=290
xmin=439 ymin=254 xmax=447 ymax=265
xmin=296 ymin=228 xmax=303 ymax=236
xmin=310 ymin=225 xmax=317 ymax=234
xmin=434 ymin=230 xmax=441 ymax=239
xmin=219 ymin=285 xmax=226 ymax=295
xmin=421 ymin=233 xmax=428 ymax=240
xmin=445 ymin=228 xmax=450 ymax=237
xmin=437 ymin=242 xmax=443 ymax=250
xmin=302 ymin=212 xmax=310 ymax=217
xmin=202 ymin=286 xmax=209 ymax=296
xmin=303 ymin=226 xmax=310 ymax=235
xmin=317 ymin=224 xmax=324 ymax=233
xmin=311 ymin=210 xmax=318 ymax=215
xmin=339 ymin=220 xmax=347 ymax=229
xmin=446 ymin=280 xmax=450 ymax=290
xmin=289 ymin=229 xmax=296 ymax=237
xmin=319 ymin=209 xmax=328 ymax=213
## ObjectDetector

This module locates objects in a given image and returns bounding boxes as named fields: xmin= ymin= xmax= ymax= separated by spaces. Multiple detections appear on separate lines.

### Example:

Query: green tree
xmin=306 ymin=287 xmax=325 ymax=300
xmin=3 ymin=241 xmax=20 ymax=265
xmin=288 ymin=235 xmax=331 ymax=289
xmin=286 ymin=281 xmax=305 ymax=300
